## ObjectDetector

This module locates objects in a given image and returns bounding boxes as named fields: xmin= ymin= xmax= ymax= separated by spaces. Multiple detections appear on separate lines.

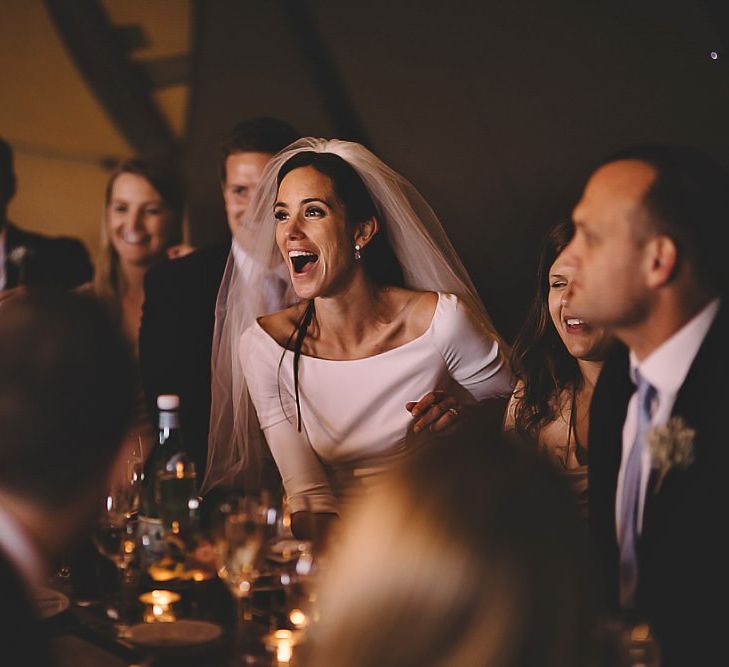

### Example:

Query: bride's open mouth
xmin=289 ymin=249 xmax=319 ymax=275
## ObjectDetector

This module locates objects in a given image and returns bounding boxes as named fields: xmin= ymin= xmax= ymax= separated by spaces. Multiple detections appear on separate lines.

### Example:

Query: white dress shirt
xmin=616 ymin=298 xmax=720 ymax=538
xmin=231 ymin=239 xmax=290 ymax=313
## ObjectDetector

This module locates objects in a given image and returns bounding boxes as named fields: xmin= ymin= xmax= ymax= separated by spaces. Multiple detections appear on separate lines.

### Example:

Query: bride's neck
xmin=312 ymin=275 xmax=390 ymax=347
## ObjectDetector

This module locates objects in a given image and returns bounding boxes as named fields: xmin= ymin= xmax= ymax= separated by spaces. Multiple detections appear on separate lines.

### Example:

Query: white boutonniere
xmin=647 ymin=416 xmax=695 ymax=493
xmin=7 ymin=246 xmax=33 ymax=284
xmin=8 ymin=245 xmax=29 ymax=265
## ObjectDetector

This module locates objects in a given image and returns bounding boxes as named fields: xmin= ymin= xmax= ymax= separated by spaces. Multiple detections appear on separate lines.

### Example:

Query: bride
xmin=203 ymin=139 xmax=513 ymax=539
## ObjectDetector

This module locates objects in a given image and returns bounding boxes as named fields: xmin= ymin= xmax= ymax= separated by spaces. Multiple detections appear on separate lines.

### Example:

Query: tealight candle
xmin=264 ymin=628 xmax=302 ymax=665
xmin=139 ymin=589 xmax=181 ymax=623
xmin=275 ymin=629 xmax=293 ymax=664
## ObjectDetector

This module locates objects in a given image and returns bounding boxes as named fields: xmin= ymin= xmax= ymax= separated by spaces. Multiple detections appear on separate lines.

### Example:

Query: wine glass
xmin=92 ymin=489 xmax=140 ymax=628
xmin=102 ymin=434 xmax=143 ymax=532
xmin=94 ymin=490 xmax=138 ymax=575
xmin=214 ymin=496 xmax=277 ymax=626
xmin=92 ymin=446 xmax=142 ymax=627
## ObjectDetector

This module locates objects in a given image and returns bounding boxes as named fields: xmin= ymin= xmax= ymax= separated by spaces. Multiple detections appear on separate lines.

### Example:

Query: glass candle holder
xmin=139 ymin=589 xmax=181 ymax=623
xmin=264 ymin=628 xmax=303 ymax=665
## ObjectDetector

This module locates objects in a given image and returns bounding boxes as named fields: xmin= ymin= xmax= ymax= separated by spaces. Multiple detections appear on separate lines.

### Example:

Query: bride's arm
xmin=435 ymin=294 xmax=514 ymax=399
xmin=406 ymin=294 xmax=514 ymax=434
xmin=241 ymin=325 xmax=338 ymax=541
xmin=262 ymin=419 xmax=338 ymax=511
xmin=260 ymin=418 xmax=338 ymax=544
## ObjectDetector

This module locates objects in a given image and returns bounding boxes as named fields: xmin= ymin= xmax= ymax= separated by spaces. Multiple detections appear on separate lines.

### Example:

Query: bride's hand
xmin=406 ymin=390 xmax=462 ymax=434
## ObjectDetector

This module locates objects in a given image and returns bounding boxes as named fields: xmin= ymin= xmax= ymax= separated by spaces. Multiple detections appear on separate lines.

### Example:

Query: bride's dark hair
xmin=510 ymin=221 xmax=582 ymax=436
xmin=277 ymin=151 xmax=404 ymax=287
xmin=276 ymin=151 xmax=405 ymax=430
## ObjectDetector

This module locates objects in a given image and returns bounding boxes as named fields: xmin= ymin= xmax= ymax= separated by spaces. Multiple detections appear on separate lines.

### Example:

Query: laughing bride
xmin=203 ymin=138 xmax=513 ymax=540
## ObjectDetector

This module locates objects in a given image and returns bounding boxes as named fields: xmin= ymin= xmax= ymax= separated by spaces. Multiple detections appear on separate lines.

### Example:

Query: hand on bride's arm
xmin=406 ymin=389 xmax=466 ymax=434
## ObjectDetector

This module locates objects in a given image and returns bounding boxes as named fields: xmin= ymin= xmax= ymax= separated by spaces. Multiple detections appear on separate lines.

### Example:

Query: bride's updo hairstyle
xmin=276 ymin=151 xmax=406 ymax=431
xmin=276 ymin=150 xmax=404 ymax=288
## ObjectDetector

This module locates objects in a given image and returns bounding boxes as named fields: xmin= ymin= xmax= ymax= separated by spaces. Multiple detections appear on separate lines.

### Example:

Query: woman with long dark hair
xmin=203 ymin=139 xmax=513 ymax=538
xmin=505 ymin=221 xmax=613 ymax=510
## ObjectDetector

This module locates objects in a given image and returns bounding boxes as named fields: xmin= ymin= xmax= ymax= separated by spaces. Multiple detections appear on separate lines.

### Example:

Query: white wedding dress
xmin=240 ymin=292 xmax=513 ymax=514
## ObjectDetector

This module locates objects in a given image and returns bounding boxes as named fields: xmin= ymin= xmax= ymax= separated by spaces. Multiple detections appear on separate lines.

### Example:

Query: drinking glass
xmin=92 ymin=489 xmax=139 ymax=627
xmin=214 ymin=496 xmax=278 ymax=626
xmin=94 ymin=490 xmax=138 ymax=576
xmin=92 ymin=447 xmax=142 ymax=627
xmin=99 ymin=438 xmax=143 ymax=567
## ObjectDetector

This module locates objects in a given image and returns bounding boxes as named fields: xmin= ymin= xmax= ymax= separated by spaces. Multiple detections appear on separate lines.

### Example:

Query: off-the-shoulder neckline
xmin=251 ymin=292 xmax=452 ymax=362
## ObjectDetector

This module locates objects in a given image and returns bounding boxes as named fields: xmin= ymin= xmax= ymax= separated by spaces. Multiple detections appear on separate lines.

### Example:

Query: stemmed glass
xmin=94 ymin=489 xmax=138 ymax=578
xmin=92 ymin=440 xmax=143 ymax=626
xmin=213 ymin=495 xmax=278 ymax=627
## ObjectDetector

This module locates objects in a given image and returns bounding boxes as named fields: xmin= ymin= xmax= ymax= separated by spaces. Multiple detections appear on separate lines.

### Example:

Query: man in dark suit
xmin=0 ymin=292 xmax=133 ymax=663
xmin=139 ymin=118 xmax=299 ymax=480
xmin=561 ymin=145 xmax=729 ymax=664
xmin=0 ymin=137 xmax=93 ymax=293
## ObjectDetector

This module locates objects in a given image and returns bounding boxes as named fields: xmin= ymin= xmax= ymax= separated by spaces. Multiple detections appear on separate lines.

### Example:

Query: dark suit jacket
xmin=589 ymin=302 xmax=729 ymax=665
xmin=3 ymin=222 xmax=93 ymax=289
xmin=139 ymin=242 xmax=230 ymax=477
xmin=0 ymin=552 xmax=54 ymax=665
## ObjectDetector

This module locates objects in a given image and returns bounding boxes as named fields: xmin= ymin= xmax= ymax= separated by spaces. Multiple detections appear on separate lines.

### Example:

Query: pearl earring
xmin=354 ymin=243 xmax=362 ymax=260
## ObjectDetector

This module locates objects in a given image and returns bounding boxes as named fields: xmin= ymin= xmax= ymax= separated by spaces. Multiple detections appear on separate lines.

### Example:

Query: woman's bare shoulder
xmin=257 ymin=303 xmax=307 ymax=347
xmin=503 ymin=381 xmax=524 ymax=430
xmin=387 ymin=288 xmax=438 ymax=330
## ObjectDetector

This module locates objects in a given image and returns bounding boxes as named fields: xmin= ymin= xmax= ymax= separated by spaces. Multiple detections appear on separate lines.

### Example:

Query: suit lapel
xmin=592 ymin=346 xmax=632 ymax=478
xmin=589 ymin=345 xmax=632 ymax=541
xmin=642 ymin=300 xmax=726 ymax=521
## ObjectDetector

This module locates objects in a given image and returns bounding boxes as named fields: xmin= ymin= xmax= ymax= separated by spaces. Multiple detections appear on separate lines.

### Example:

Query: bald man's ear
xmin=645 ymin=234 xmax=678 ymax=289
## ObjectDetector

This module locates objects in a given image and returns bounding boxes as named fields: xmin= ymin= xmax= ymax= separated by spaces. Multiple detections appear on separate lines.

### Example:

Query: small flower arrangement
xmin=7 ymin=245 xmax=33 ymax=285
xmin=8 ymin=245 xmax=29 ymax=265
xmin=648 ymin=416 xmax=695 ymax=493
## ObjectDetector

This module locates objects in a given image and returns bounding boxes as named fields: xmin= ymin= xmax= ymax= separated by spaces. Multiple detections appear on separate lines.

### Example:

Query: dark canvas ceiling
xmin=2 ymin=0 xmax=727 ymax=338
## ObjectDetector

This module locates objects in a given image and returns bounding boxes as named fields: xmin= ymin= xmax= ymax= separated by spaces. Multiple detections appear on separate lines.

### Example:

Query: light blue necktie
xmin=618 ymin=372 xmax=656 ymax=609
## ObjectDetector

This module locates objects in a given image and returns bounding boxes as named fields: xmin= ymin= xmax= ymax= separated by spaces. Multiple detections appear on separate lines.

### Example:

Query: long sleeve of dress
xmin=240 ymin=325 xmax=338 ymax=515
xmin=430 ymin=293 xmax=513 ymax=400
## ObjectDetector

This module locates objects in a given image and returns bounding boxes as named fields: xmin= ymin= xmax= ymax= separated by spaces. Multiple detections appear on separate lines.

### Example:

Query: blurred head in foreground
xmin=306 ymin=431 xmax=596 ymax=667
xmin=0 ymin=291 xmax=133 ymax=559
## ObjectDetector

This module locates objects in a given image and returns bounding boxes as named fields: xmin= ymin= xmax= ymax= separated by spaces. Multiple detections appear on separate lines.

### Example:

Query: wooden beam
xmin=281 ymin=0 xmax=371 ymax=147
xmin=43 ymin=0 xmax=177 ymax=158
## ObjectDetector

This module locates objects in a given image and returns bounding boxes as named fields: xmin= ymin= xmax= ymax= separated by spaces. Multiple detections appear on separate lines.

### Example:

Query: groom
xmin=140 ymin=117 xmax=298 ymax=479
xmin=561 ymin=145 xmax=729 ymax=664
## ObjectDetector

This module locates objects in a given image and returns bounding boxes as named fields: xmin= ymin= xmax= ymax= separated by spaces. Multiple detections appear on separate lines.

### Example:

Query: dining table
xmin=41 ymin=535 xmax=313 ymax=667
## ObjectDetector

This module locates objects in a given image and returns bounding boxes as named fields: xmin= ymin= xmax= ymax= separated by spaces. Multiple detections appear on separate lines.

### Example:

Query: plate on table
xmin=126 ymin=620 xmax=222 ymax=648
xmin=36 ymin=587 xmax=70 ymax=619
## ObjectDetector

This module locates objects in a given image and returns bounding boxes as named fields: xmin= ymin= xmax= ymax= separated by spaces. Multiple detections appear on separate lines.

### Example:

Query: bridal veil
xmin=202 ymin=138 xmax=506 ymax=492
